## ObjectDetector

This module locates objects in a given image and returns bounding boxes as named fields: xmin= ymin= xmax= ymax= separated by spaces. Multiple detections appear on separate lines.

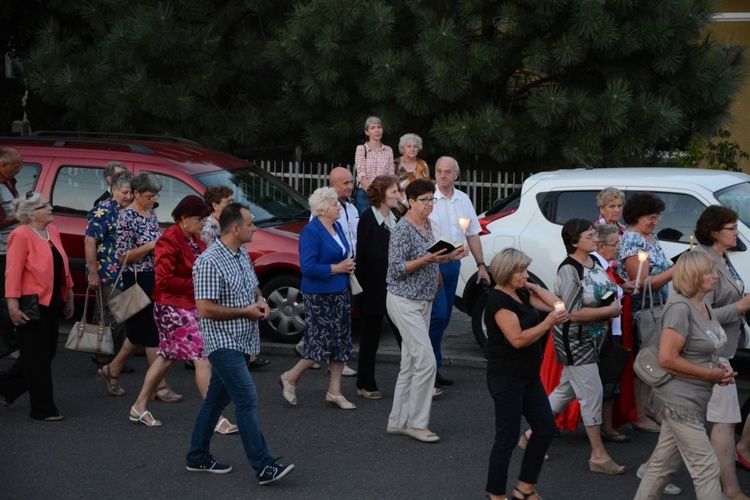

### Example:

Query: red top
xmin=152 ymin=224 xmax=206 ymax=310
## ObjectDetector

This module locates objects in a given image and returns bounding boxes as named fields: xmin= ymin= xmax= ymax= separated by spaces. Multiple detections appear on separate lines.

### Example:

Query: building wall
xmin=712 ymin=2 xmax=750 ymax=171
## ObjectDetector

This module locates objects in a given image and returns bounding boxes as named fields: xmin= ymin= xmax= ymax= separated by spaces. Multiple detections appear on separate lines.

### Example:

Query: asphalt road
xmin=1 ymin=331 xmax=749 ymax=499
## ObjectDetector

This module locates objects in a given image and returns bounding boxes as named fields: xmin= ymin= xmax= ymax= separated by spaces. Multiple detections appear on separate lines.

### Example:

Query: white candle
xmin=634 ymin=251 xmax=649 ymax=294
xmin=458 ymin=217 xmax=470 ymax=231
xmin=554 ymin=301 xmax=565 ymax=313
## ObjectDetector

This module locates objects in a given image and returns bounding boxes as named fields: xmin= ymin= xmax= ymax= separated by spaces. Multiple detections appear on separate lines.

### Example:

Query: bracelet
xmin=476 ymin=261 xmax=485 ymax=268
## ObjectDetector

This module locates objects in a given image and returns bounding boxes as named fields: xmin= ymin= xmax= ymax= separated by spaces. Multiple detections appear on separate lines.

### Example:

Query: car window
xmin=51 ymin=166 xmax=108 ymax=215
xmin=17 ymin=163 xmax=41 ymax=194
xmin=149 ymin=173 xmax=200 ymax=223
xmin=715 ymin=181 xmax=750 ymax=228
xmin=650 ymin=191 xmax=707 ymax=243
xmin=536 ymin=191 xmax=601 ymax=224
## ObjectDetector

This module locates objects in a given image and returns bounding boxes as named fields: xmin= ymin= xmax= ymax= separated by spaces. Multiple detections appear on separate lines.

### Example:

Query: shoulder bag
xmin=107 ymin=251 xmax=151 ymax=323
xmin=633 ymin=277 xmax=673 ymax=386
xmin=65 ymin=287 xmax=114 ymax=355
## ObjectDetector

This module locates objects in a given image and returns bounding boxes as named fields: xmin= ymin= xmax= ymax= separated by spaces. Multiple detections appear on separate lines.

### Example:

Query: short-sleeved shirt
xmin=652 ymin=293 xmax=726 ymax=424
xmin=0 ymin=173 xmax=19 ymax=255
xmin=192 ymin=240 xmax=260 ymax=356
xmin=200 ymin=215 xmax=220 ymax=247
xmin=85 ymin=197 xmax=126 ymax=286
xmin=386 ymin=218 xmax=439 ymax=301
xmin=114 ymin=208 xmax=161 ymax=272
xmin=617 ymin=230 xmax=671 ymax=314
xmin=553 ymin=260 xmax=617 ymax=365
xmin=484 ymin=288 xmax=543 ymax=378
xmin=355 ymin=144 xmax=394 ymax=183
xmin=428 ymin=188 xmax=481 ymax=245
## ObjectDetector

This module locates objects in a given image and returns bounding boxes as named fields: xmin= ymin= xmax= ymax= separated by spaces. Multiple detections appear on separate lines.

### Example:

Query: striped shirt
xmin=192 ymin=240 xmax=260 ymax=356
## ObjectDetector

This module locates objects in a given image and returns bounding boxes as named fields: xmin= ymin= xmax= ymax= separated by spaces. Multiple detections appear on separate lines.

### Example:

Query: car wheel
xmin=471 ymin=291 xmax=488 ymax=348
xmin=260 ymin=274 xmax=305 ymax=343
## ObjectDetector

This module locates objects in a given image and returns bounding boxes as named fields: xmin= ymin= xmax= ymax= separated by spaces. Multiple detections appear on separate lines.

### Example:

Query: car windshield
xmin=715 ymin=181 xmax=750 ymax=228
xmin=195 ymin=167 xmax=310 ymax=226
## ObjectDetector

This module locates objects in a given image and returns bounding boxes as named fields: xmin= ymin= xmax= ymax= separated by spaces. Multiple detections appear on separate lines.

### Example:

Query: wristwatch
xmin=476 ymin=261 xmax=486 ymax=268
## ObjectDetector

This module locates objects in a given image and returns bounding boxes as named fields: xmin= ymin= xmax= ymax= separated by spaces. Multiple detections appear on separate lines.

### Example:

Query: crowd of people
xmin=2 ymin=116 xmax=750 ymax=498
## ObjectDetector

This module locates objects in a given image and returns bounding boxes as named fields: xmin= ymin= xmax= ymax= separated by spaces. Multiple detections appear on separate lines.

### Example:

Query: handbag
xmin=597 ymin=338 xmax=631 ymax=384
xmin=65 ymin=287 xmax=114 ymax=355
xmin=107 ymin=251 xmax=151 ymax=323
xmin=633 ymin=278 xmax=673 ymax=386
xmin=348 ymin=273 xmax=363 ymax=295
xmin=1 ymin=294 xmax=41 ymax=322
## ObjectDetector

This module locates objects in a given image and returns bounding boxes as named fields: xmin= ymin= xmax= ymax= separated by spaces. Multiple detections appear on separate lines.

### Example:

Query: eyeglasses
xmin=31 ymin=202 xmax=51 ymax=211
xmin=143 ymin=193 xmax=160 ymax=201
xmin=414 ymin=197 xmax=438 ymax=205
xmin=601 ymin=242 xmax=620 ymax=247
xmin=720 ymin=225 xmax=739 ymax=232
xmin=645 ymin=214 xmax=661 ymax=222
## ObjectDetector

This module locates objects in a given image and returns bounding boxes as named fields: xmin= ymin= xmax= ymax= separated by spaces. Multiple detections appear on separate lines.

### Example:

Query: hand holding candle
xmin=634 ymin=251 xmax=649 ymax=294
xmin=458 ymin=217 xmax=470 ymax=241
xmin=554 ymin=301 xmax=565 ymax=313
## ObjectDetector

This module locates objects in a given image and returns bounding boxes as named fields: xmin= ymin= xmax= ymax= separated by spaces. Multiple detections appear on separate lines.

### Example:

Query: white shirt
xmin=592 ymin=251 xmax=623 ymax=336
xmin=428 ymin=187 xmax=480 ymax=244
xmin=309 ymin=199 xmax=359 ymax=258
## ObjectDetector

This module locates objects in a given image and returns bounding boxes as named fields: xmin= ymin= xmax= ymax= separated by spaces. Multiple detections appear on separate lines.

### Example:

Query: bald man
xmin=295 ymin=167 xmax=359 ymax=376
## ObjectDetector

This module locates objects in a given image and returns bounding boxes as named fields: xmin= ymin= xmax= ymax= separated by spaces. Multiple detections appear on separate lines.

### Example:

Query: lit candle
xmin=554 ymin=301 xmax=565 ymax=313
xmin=634 ymin=251 xmax=649 ymax=294
xmin=689 ymin=235 xmax=694 ymax=251
xmin=458 ymin=217 xmax=470 ymax=231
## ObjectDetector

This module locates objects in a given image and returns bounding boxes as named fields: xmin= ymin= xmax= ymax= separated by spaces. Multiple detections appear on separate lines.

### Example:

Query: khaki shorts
xmin=706 ymin=357 xmax=741 ymax=424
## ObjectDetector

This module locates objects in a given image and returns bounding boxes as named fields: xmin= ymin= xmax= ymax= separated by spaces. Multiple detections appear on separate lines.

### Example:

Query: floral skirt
xmin=302 ymin=290 xmax=353 ymax=362
xmin=153 ymin=302 xmax=205 ymax=361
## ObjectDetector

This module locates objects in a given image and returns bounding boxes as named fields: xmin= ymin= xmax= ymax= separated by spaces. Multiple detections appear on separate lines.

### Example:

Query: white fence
xmin=257 ymin=160 xmax=529 ymax=214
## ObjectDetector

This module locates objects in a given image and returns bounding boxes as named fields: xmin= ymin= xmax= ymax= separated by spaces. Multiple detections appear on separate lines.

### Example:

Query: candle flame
xmin=458 ymin=217 xmax=470 ymax=230
xmin=637 ymin=251 xmax=649 ymax=262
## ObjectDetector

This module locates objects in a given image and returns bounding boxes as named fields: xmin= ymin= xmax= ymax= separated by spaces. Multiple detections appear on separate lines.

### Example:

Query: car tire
xmin=260 ymin=274 xmax=305 ymax=343
xmin=471 ymin=291 xmax=489 ymax=348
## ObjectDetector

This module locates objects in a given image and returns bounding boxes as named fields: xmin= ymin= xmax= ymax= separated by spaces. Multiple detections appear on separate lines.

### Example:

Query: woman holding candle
xmin=617 ymin=192 xmax=674 ymax=433
xmin=484 ymin=248 xmax=567 ymax=500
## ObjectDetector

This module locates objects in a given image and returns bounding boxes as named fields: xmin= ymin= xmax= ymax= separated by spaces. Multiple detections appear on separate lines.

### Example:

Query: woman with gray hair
xmin=394 ymin=133 xmax=430 ymax=217
xmin=595 ymin=187 xmax=626 ymax=235
xmin=280 ymin=187 xmax=357 ymax=409
xmin=98 ymin=172 xmax=181 ymax=406
xmin=0 ymin=192 xmax=74 ymax=420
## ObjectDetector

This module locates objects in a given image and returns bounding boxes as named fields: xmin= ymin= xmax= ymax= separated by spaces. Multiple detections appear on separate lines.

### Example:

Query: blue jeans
xmin=428 ymin=261 xmax=461 ymax=368
xmin=486 ymin=373 xmax=556 ymax=496
xmin=354 ymin=188 xmax=368 ymax=216
xmin=186 ymin=348 xmax=274 ymax=472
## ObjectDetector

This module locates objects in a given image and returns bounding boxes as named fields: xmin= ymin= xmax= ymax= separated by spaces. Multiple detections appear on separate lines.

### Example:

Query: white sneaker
xmin=636 ymin=464 xmax=681 ymax=495
xmin=342 ymin=364 xmax=357 ymax=377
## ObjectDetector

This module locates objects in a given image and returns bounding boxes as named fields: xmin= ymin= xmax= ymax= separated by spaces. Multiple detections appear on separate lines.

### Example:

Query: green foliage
xmin=20 ymin=0 xmax=747 ymax=171
xmin=678 ymin=129 xmax=749 ymax=172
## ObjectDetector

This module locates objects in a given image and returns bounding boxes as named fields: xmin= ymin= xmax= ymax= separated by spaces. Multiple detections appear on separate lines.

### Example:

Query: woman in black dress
xmin=485 ymin=247 xmax=567 ymax=500
xmin=355 ymin=174 xmax=402 ymax=399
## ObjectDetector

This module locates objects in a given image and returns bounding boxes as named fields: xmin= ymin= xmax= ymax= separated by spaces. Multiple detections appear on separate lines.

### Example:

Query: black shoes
xmin=257 ymin=462 xmax=295 ymax=485
xmin=435 ymin=371 xmax=453 ymax=386
xmin=186 ymin=455 xmax=233 ymax=474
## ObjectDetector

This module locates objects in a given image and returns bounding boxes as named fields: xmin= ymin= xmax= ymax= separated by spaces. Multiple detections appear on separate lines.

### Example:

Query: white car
xmin=456 ymin=167 xmax=750 ymax=346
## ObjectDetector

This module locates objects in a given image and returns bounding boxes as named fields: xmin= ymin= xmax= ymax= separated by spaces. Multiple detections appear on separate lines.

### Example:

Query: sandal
xmin=518 ymin=431 xmax=550 ymax=462
xmin=151 ymin=384 xmax=183 ymax=403
xmin=97 ymin=364 xmax=125 ymax=397
xmin=325 ymin=392 xmax=356 ymax=410
xmin=214 ymin=417 xmax=239 ymax=435
xmin=248 ymin=357 xmax=271 ymax=370
xmin=589 ymin=458 xmax=625 ymax=475
xmin=279 ymin=373 xmax=297 ymax=406
xmin=513 ymin=487 xmax=543 ymax=500
xmin=601 ymin=431 xmax=632 ymax=443
xmin=129 ymin=406 xmax=162 ymax=427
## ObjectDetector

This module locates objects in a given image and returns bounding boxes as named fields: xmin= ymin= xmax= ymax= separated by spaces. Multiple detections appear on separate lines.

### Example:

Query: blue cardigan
xmin=299 ymin=218 xmax=350 ymax=294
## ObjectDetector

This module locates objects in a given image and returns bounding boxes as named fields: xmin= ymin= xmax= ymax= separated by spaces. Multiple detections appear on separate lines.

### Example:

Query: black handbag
xmin=597 ymin=338 xmax=631 ymax=384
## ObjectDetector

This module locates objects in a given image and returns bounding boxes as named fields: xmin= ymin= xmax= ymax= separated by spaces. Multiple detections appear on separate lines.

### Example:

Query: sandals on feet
xmin=151 ymin=384 xmax=183 ymax=403
xmin=97 ymin=365 xmax=125 ymax=397
xmin=513 ymin=487 xmax=543 ymax=500
xmin=279 ymin=373 xmax=297 ymax=406
xmin=325 ymin=392 xmax=356 ymax=410
xmin=214 ymin=417 xmax=239 ymax=435
xmin=248 ymin=357 xmax=271 ymax=370
xmin=129 ymin=406 xmax=162 ymax=427
xmin=601 ymin=431 xmax=632 ymax=443
xmin=518 ymin=431 xmax=550 ymax=461
xmin=589 ymin=458 xmax=625 ymax=475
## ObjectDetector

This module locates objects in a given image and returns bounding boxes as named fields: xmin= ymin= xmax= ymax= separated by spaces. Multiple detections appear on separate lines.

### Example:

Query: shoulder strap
xmin=558 ymin=255 xmax=585 ymax=365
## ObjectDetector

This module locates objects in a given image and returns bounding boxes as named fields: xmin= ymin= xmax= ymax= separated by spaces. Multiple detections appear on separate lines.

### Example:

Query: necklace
xmin=27 ymin=224 xmax=50 ymax=241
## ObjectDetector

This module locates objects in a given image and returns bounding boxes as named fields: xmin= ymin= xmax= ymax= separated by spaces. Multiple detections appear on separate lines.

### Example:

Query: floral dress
xmin=617 ymin=230 xmax=671 ymax=316
xmin=154 ymin=240 xmax=205 ymax=360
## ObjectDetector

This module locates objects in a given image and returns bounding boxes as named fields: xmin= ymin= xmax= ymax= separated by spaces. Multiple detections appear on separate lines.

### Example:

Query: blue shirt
xmin=192 ymin=240 xmax=260 ymax=356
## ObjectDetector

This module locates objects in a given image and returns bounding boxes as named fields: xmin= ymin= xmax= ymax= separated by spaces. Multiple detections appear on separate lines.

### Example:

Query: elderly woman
xmin=385 ymin=179 xmax=464 ymax=443
xmin=693 ymin=205 xmax=750 ymax=500
xmin=127 ymin=195 xmax=236 ymax=431
xmin=353 ymin=116 xmax=394 ymax=215
xmin=635 ymin=252 xmax=735 ymax=500
xmin=484 ymin=248 xmax=567 ymax=500
xmin=280 ymin=187 xmax=357 ymax=409
xmin=393 ymin=134 xmax=430 ymax=217
xmin=595 ymin=187 xmax=626 ymax=234
xmin=545 ymin=219 xmax=624 ymax=474
xmin=355 ymin=174 xmax=402 ymax=399
xmin=0 ymin=192 xmax=74 ymax=420
xmin=98 ymin=172 xmax=180 ymax=403
xmin=200 ymin=185 xmax=234 ymax=247
xmin=618 ymin=192 xmax=675 ymax=433
xmin=85 ymin=170 xmax=134 ymax=368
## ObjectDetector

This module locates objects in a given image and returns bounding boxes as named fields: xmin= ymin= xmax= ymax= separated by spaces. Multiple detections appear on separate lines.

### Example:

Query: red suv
xmin=0 ymin=133 xmax=308 ymax=343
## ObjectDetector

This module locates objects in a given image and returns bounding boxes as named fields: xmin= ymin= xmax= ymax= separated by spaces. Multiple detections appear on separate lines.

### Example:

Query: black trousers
xmin=0 ymin=301 xmax=62 ymax=419
xmin=355 ymin=313 xmax=401 ymax=392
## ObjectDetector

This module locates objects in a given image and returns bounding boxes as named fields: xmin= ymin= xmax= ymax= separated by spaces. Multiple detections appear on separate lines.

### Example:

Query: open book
xmin=427 ymin=237 xmax=464 ymax=254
